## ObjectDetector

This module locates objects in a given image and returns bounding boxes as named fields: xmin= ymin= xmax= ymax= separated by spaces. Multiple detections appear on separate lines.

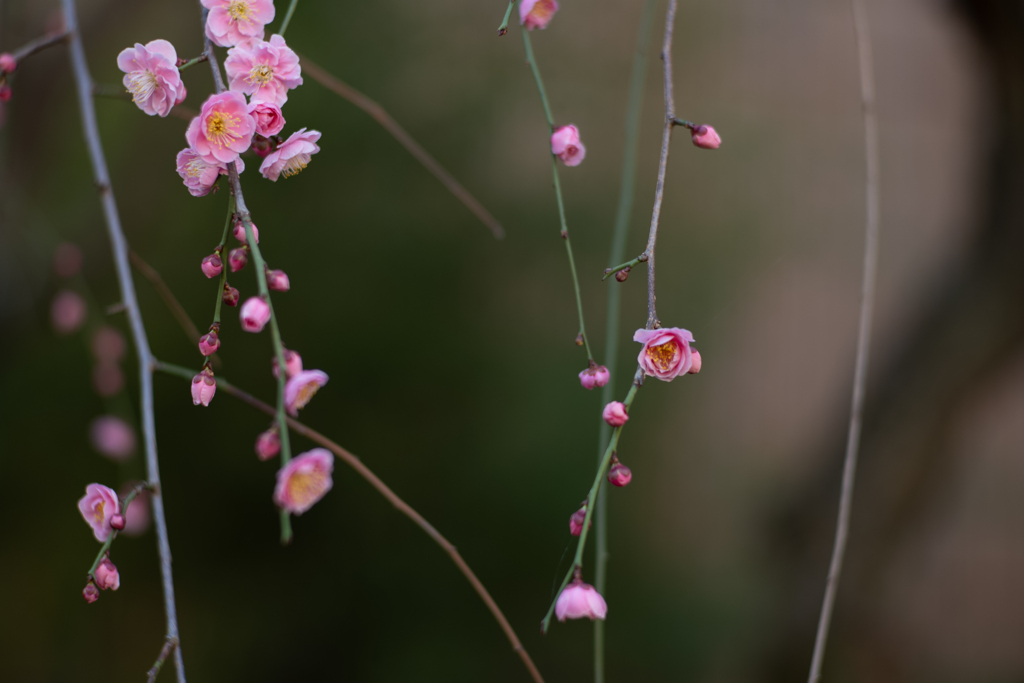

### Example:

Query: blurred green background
xmin=2 ymin=0 xmax=1024 ymax=681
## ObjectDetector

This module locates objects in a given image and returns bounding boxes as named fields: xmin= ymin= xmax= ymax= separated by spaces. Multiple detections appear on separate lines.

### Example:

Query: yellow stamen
xmin=281 ymin=153 xmax=311 ymax=179
xmin=528 ymin=0 xmax=558 ymax=22
xmin=646 ymin=340 xmax=679 ymax=372
xmin=247 ymin=64 xmax=274 ymax=87
xmin=286 ymin=469 xmax=328 ymax=507
xmin=126 ymin=70 xmax=158 ymax=104
xmin=205 ymin=111 xmax=241 ymax=149
xmin=227 ymin=0 xmax=255 ymax=22
xmin=93 ymin=501 xmax=106 ymax=525
xmin=185 ymin=158 xmax=207 ymax=178
xmin=293 ymin=379 xmax=320 ymax=407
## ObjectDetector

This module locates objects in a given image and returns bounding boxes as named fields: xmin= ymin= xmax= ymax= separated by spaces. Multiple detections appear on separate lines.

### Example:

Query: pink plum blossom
xmin=688 ymin=350 xmax=702 ymax=374
xmin=0 ymin=53 xmax=16 ymax=73
xmin=94 ymin=558 xmax=120 ymax=591
xmin=225 ymin=35 xmax=302 ymax=107
xmin=569 ymin=504 xmax=588 ymax=536
xmin=691 ymin=124 xmax=721 ymax=149
xmin=201 ymin=251 xmax=223 ymax=278
xmin=284 ymin=369 xmax=329 ymax=416
xmin=176 ymin=148 xmax=244 ymax=197
xmin=634 ymin=327 xmax=695 ymax=381
xmin=255 ymin=428 xmax=281 ymax=460
xmin=259 ymin=128 xmax=321 ymax=181
xmin=92 ymin=327 xmax=126 ymax=362
xmin=53 ymin=242 xmax=82 ymax=278
xmin=272 ymin=349 xmax=303 ymax=379
xmin=602 ymin=401 xmax=629 ymax=427
xmin=198 ymin=330 xmax=221 ymax=356
xmin=192 ymin=367 xmax=217 ymax=406
xmin=228 ymin=247 xmax=248 ymax=272
xmin=274 ymin=448 xmax=334 ymax=514
xmin=608 ymin=461 xmax=632 ymax=487
xmin=555 ymin=580 xmax=607 ymax=621
xmin=202 ymin=0 xmax=275 ymax=48
xmin=267 ymin=269 xmax=290 ymax=292
xmin=240 ymin=296 xmax=271 ymax=332
xmin=89 ymin=416 xmax=136 ymax=461
xmin=520 ymin=0 xmax=559 ymax=30
xmin=83 ymin=582 xmax=99 ymax=603
xmin=247 ymin=101 xmax=285 ymax=137
xmin=51 ymin=290 xmax=86 ymax=334
xmin=78 ymin=484 xmax=120 ymax=542
xmin=116 ymin=40 xmax=186 ymax=118
xmin=551 ymin=124 xmax=585 ymax=166
xmin=185 ymin=91 xmax=256 ymax=165
xmin=233 ymin=220 xmax=259 ymax=243
xmin=578 ymin=364 xmax=609 ymax=390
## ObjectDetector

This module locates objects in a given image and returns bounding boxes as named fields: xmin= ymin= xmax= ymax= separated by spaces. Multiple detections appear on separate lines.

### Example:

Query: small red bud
xmin=574 ymin=333 xmax=584 ymax=347
xmin=615 ymin=267 xmax=630 ymax=282
xmin=228 ymin=247 xmax=248 ymax=272
xmin=608 ymin=462 xmax=632 ymax=487
xmin=83 ymin=582 xmax=99 ymax=603
xmin=222 ymin=284 xmax=240 ymax=307
xmin=0 ymin=84 xmax=11 ymax=103
xmin=110 ymin=514 xmax=126 ymax=530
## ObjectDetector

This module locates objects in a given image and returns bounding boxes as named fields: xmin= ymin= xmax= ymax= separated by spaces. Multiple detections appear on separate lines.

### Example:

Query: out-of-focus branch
xmin=147 ymin=636 xmax=179 ymax=683
xmin=299 ymin=54 xmax=505 ymax=240
xmin=278 ymin=0 xmax=299 ymax=37
xmin=4 ymin=30 xmax=69 ymax=64
xmin=61 ymin=0 xmax=185 ymax=680
xmin=92 ymin=83 xmax=196 ymax=121
xmin=129 ymin=250 xmax=202 ymax=345
xmin=806 ymin=1 xmax=881 ymax=681
xmin=497 ymin=0 xmax=518 ymax=36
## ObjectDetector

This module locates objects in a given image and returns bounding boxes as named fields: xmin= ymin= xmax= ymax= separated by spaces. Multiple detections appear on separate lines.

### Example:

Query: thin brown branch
xmin=298 ymin=54 xmax=505 ymax=240
xmin=147 ymin=636 xmax=179 ymax=683
xmin=5 ymin=30 xmax=69 ymax=64
xmin=807 ymin=1 xmax=881 ymax=681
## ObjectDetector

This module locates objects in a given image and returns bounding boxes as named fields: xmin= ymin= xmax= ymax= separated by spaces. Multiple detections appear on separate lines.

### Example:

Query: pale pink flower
xmin=0 ymin=53 xmax=16 ymax=73
xmin=608 ymin=461 xmax=632 ymax=487
xmin=691 ymin=124 xmax=721 ymax=150
xmin=53 ymin=242 xmax=82 ymax=278
xmin=688 ymin=350 xmax=702 ymax=374
xmin=226 ymin=36 xmax=302 ymax=107
xmin=272 ymin=349 xmax=303 ymax=379
xmin=51 ymin=290 xmax=86 ymax=334
xmin=93 ymin=362 xmax=125 ymax=397
xmin=202 ymin=0 xmax=275 ymax=48
xmin=201 ymin=251 xmax=223 ymax=278
xmin=555 ymin=580 xmax=607 ymax=621
xmin=185 ymin=91 xmax=256 ymax=165
xmin=198 ymin=330 xmax=221 ymax=356
xmin=176 ymin=147 xmax=244 ymax=197
xmin=94 ymin=558 xmax=120 ymax=591
xmin=192 ymin=367 xmax=217 ymax=406
xmin=92 ymin=327 xmax=126 ymax=362
xmin=551 ymin=124 xmax=585 ymax=166
xmin=255 ymin=428 xmax=281 ymax=460
xmin=578 ymin=364 xmax=609 ymax=390
xmin=228 ymin=247 xmax=248 ymax=272
xmin=83 ymin=582 xmax=99 ymax=603
xmin=259 ymin=128 xmax=321 ymax=181
xmin=569 ymin=504 xmax=588 ymax=536
xmin=89 ymin=416 xmax=136 ymax=461
xmin=120 ymin=485 xmax=151 ymax=537
xmin=634 ymin=327 xmax=695 ymax=381
xmin=602 ymin=401 xmax=629 ymax=427
xmin=274 ymin=448 xmax=334 ymax=514
xmin=240 ymin=296 xmax=271 ymax=332
xmin=78 ymin=483 xmax=120 ymax=542
xmin=117 ymin=40 xmax=186 ymax=118
xmin=267 ymin=269 xmax=290 ymax=292
xmin=247 ymin=101 xmax=285 ymax=137
xmin=233 ymin=220 xmax=259 ymax=243
xmin=284 ymin=369 xmax=328 ymax=416
xmin=520 ymin=0 xmax=559 ymax=30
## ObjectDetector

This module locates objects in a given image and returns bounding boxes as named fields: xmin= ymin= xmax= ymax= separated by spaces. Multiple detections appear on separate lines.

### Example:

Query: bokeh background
xmin=2 ymin=0 xmax=1022 ymax=680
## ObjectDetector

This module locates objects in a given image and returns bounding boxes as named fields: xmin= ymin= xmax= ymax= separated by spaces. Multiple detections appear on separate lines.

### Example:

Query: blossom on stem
xmin=551 ymin=124 xmax=585 ymax=167
xmin=116 ymin=40 xmax=186 ymax=118
xmin=608 ymin=461 xmax=632 ymax=487
xmin=77 ymin=484 xmax=120 ymax=542
xmin=228 ymin=247 xmax=248 ymax=272
xmin=83 ymin=582 xmax=99 ymax=603
xmin=247 ymin=101 xmax=285 ymax=137
xmin=602 ymin=401 xmax=629 ymax=427
xmin=274 ymin=448 xmax=334 ymax=514
xmin=691 ymin=124 xmax=721 ymax=150
xmin=555 ymin=579 xmax=607 ymax=621
xmin=176 ymin=148 xmax=244 ymax=197
xmin=233 ymin=220 xmax=259 ymax=243
xmin=222 ymin=283 xmax=240 ymax=307
xmin=89 ymin=416 xmax=136 ymax=461
xmin=578 ymin=364 xmax=609 ymax=390
xmin=191 ymin=367 xmax=217 ymax=406
xmin=202 ymin=0 xmax=276 ymax=48
xmin=198 ymin=330 xmax=221 ymax=356
xmin=110 ymin=514 xmax=126 ymax=530
xmin=266 ymin=269 xmax=290 ymax=292
xmin=519 ymin=0 xmax=559 ymax=30
xmin=186 ymin=91 xmax=256 ymax=165
xmin=51 ymin=290 xmax=86 ymax=334
xmin=634 ymin=327 xmax=696 ymax=381
xmin=272 ymin=349 xmax=303 ymax=379
xmin=94 ymin=558 xmax=120 ymax=591
xmin=255 ymin=427 xmax=280 ymax=460
xmin=0 ymin=53 xmax=16 ymax=73
xmin=201 ymin=252 xmax=223 ymax=278
xmin=284 ymin=369 xmax=329 ymax=416
xmin=688 ymin=349 xmax=702 ymax=374
xmin=240 ymin=296 xmax=271 ymax=332
xmin=569 ymin=504 xmax=588 ymax=536
xmin=225 ymin=35 xmax=302 ymax=107
xmin=259 ymin=128 xmax=321 ymax=181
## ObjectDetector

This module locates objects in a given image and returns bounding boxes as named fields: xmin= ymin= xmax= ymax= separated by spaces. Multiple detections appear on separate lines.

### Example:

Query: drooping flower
xmin=569 ymin=504 xmax=588 ymax=536
xmin=202 ymin=0 xmax=276 ymax=48
xmin=551 ymin=124 xmax=585 ymax=166
xmin=634 ymin=327 xmax=695 ymax=381
xmin=225 ymin=35 xmax=302 ymax=107
xmin=555 ymin=580 xmax=607 ymax=621
xmin=198 ymin=330 xmax=221 ymax=356
xmin=255 ymin=427 xmax=281 ymax=460
xmin=94 ymin=558 xmax=120 ymax=591
xmin=51 ymin=290 xmax=86 ymax=334
xmin=272 ymin=348 xmax=303 ymax=379
xmin=186 ymin=91 xmax=256 ymax=165
xmin=284 ymin=369 xmax=328 ymax=416
xmin=691 ymin=124 xmax=721 ymax=150
xmin=578 ymin=364 xmax=610 ymax=390
xmin=176 ymin=147 xmax=244 ymax=197
xmin=247 ymin=101 xmax=285 ymax=137
xmin=116 ymin=40 xmax=187 ymax=117
xmin=520 ymin=0 xmax=559 ymax=30
xmin=78 ymin=484 xmax=120 ymax=542
xmin=259 ymin=128 xmax=321 ymax=181
xmin=608 ymin=461 xmax=632 ymax=487
xmin=274 ymin=448 xmax=334 ymax=514
xmin=89 ymin=416 xmax=136 ymax=461
xmin=192 ymin=367 xmax=217 ymax=406
xmin=602 ymin=401 xmax=629 ymax=427
xmin=239 ymin=296 xmax=271 ymax=332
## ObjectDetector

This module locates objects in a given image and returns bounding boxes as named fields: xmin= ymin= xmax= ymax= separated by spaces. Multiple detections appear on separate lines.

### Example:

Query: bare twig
xmin=61 ymin=0 xmax=185 ymax=680
xmin=807 ymin=1 xmax=881 ymax=681
xmin=5 ymin=30 xmax=69 ymax=64
xmin=298 ymin=55 xmax=505 ymax=240
xmin=147 ymin=636 xmax=179 ymax=683
xmin=152 ymin=360 xmax=546 ymax=683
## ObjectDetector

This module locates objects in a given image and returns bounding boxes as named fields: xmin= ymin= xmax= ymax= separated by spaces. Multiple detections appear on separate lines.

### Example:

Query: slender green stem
xmin=601 ymin=255 xmax=647 ymax=281
xmin=176 ymin=54 xmax=208 ymax=71
xmin=86 ymin=482 xmax=152 ymax=578
xmin=521 ymin=28 xmax=594 ymax=360
xmin=497 ymin=0 xmax=517 ymax=35
xmin=211 ymin=195 xmax=234 ymax=327
xmin=594 ymin=2 xmax=658 ymax=679
xmin=278 ymin=0 xmax=299 ymax=37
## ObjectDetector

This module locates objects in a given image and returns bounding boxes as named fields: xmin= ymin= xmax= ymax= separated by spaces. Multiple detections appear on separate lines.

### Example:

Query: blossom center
xmin=206 ymin=111 xmax=241 ymax=148
xmin=226 ymin=0 xmax=254 ymax=21
xmin=185 ymin=158 xmax=208 ymax=178
xmin=93 ymin=501 xmax=106 ymax=525
xmin=247 ymin=64 xmax=274 ymax=86
xmin=529 ymin=0 xmax=557 ymax=22
xmin=646 ymin=340 xmax=679 ymax=371
xmin=293 ymin=378 xmax=320 ymax=406
xmin=127 ymin=70 xmax=158 ymax=103
xmin=281 ymin=153 xmax=311 ymax=178
xmin=286 ymin=469 xmax=328 ymax=507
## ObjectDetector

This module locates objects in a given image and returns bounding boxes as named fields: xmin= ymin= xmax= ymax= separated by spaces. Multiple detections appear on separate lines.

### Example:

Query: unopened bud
xmin=228 ymin=247 xmax=248 ymax=272
xmin=222 ymin=283 xmax=239 ymax=307
xmin=233 ymin=220 xmax=259 ymax=244
xmin=94 ymin=558 xmax=120 ymax=590
xmin=608 ymin=461 xmax=632 ymax=487
xmin=266 ymin=269 xmax=290 ymax=292
xmin=575 ymin=333 xmax=584 ymax=347
xmin=255 ymin=427 xmax=281 ymax=460
xmin=191 ymin=366 xmax=217 ymax=406
xmin=615 ymin=267 xmax=630 ymax=282
xmin=569 ymin=504 xmax=589 ymax=536
xmin=110 ymin=514 xmax=126 ymax=530
xmin=0 ymin=53 xmax=17 ymax=73
xmin=83 ymin=582 xmax=99 ymax=603
xmin=251 ymin=135 xmax=274 ymax=158
xmin=201 ymin=252 xmax=223 ymax=279
xmin=0 ymin=84 xmax=11 ymax=103
xmin=198 ymin=330 xmax=221 ymax=356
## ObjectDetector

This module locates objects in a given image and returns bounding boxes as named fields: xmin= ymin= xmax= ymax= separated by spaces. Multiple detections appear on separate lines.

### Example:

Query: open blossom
xmin=202 ymin=0 xmax=275 ymax=48
xmin=634 ymin=327 xmax=695 ymax=381
xmin=551 ymin=124 xmax=585 ymax=166
xmin=51 ymin=290 xmax=86 ymax=334
xmin=602 ymin=401 xmax=629 ymax=427
xmin=240 ymin=296 xmax=271 ymax=332
xmin=555 ymin=580 xmax=607 ymax=621
xmin=226 ymin=35 xmax=302 ymax=107
xmin=260 ymin=128 xmax=321 ymax=181
xmin=247 ymin=101 xmax=285 ymax=137
xmin=94 ymin=558 xmax=120 ymax=591
xmin=274 ymin=448 xmax=334 ymax=514
xmin=284 ymin=369 xmax=328 ymax=416
xmin=186 ymin=91 xmax=256 ymax=165
xmin=89 ymin=416 xmax=136 ymax=461
xmin=176 ymin=147 xmax=244 ymax=197
xmin=520 ymin=0 xmax=559 ymax=30
xmin=117 ymin=40 xmax=186 ymax=117
xmin=691 ymin=124 xmax=721 ymax=150
xmin=78 ymin=484 xmax=120 ymax=542
xmin=578 ymin=364 xmax=609 ymax=390
xmin=192 ymin=367 xmax=217 ymax=406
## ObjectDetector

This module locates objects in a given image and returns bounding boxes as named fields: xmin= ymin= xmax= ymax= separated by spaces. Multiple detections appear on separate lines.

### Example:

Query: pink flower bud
xmin=240 ymin=296 xmax=271 ymax=333
xmin=551 ymin=124 xmax=586 ymax=167
xmin=634 ymin=327 xmax=696 ymax=381
xmin=110 ymin=514 xmax=126 ymax=530
xmin=251 ymin=135 xmax=275 ymax=158
xmin=201 ymin=252 xmax=223 ymax=278
xmin=602 ymin=401 xmax=629 ymax=427
xmin=53 ymin=242 xmax=82 ymax=277
xmin=233 ymin=221 xmax=259 ymax=243
xmin=691 ymin=125 xmax=721 ymax=150
xmin=228 ymin=247 xmax=248 ymax=272
xmin=198 ymin=330 xmax=221 ymax=356
xmin=89 ymin=416 xmax=136 ymax=461
xmin=51 ymin=290 xmax=86 ymax=334
xmin=608 ymin=462 xmax=632 ymax=487
xmin=0 ymin=84 xmax=11 ymax=103
xmin=569 ymin=504 xmax=588 ymax=536
xmin=94 ymin=558 xmax=120 ymax=591
xmin=77 ymin=483 xmax=120 ymax=542
xmin=93 ymin=362 xmax=125 ymax=397
xmin=0 ymin=53 xmax=17 ymax=73
xmin=92 ymin=327 xmax=126 ymax=362
xmin=519 ymin=0 xmax=559 ymax=30
xmin=688 ymin=349 xmax=702 ymax=374
xmin=555 ymin=579 xmax=607 ymax=621
xmin=284 ymin=369 xmax=329 ymax=416
xmin=274 ymin=449 xmax=334 ymax=514
xmin=222 ymin=284 xmax=240 ymax=307
xmin=267 ymin=269 xmax=290 ymax=292
xmin=579 ymin=365 xmax=610 ymax=390
xmin=83 ymin=582 xmax=99 ymax=603
xmin=248 ymin=102 xmax=285 ymax=137
xmin=255 ymin=428 xmax=281 ymax=461
xmin=272 ymin=349 xmax=303 ymax=379
xmin=191 ymin=367 xmax=217 ymax=406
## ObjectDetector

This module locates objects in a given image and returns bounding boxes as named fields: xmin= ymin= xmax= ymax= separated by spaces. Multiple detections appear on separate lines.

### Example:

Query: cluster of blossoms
xmin=77 ymin=483 xmax=150 ymax=602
